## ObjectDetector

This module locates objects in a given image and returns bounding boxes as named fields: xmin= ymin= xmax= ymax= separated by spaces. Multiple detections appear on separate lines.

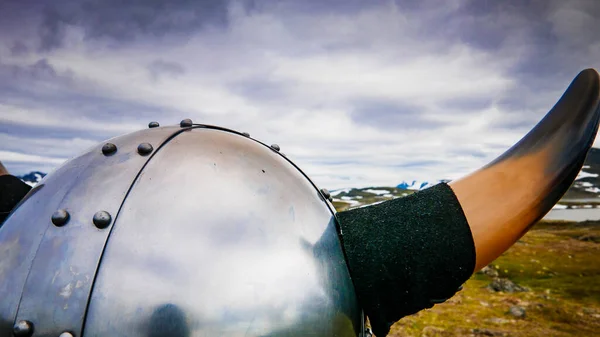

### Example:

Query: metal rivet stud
xmin=13 ymin=320 xmax=33 ymax=337
xmin=148 ymin=121 xmax=160 ymax=128
xmin=180 ymin=118 xmax=193 ymax=127
xmin=270 ymin=144 xmax=280 ymax=151
xmin=137 ymin=143 xmax=153 ymax=156
xmin=242 ymin=132 xmax=250 ymax=137
xmin=93 ymin=211 xmax=112 ymax=229
xmin=321 ymin=188 xmax=332 ymax=201
xmin=52 ymin=209 xmax=70 ymax=227
xmin=59 ymin=332 xmax=74 ymax=337
xmin=102 ymin=143 xmax=117 ymax=156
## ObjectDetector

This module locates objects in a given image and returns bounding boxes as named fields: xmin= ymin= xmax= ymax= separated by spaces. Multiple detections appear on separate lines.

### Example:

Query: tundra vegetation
xmin=333 ymin=194 xmax=600 ymax=337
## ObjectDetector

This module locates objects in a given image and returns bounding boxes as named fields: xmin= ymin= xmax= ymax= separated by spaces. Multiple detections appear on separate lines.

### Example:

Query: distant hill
xmin=562 ymin=147 xmax=600 ymax=199
xmin=332 ymin=148 xmax=600 ymax=211
xmin=330 ymin=186 xmax=416 ymax=212
xmin=396 ymin=180 xmax=433 ymax=190
xmin=17 ymin=171 xmax=46 ymax=187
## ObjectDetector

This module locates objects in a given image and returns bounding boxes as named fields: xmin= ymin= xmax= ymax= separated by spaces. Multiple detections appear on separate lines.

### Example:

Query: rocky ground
xmin=384 ymin=220 xmax=600 ymax=337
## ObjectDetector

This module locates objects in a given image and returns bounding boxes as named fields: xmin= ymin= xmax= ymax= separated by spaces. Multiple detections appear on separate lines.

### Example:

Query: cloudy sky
xmin=1 ymin=0 xmax=600 ymax=189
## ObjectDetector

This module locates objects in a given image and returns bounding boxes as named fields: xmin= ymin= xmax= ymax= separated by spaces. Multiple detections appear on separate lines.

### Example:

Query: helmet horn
xmin=449 ymin=68 xmax=600 ymax=271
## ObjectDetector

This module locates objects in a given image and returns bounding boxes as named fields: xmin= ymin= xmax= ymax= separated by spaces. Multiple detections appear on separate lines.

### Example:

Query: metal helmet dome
xmin=0 ymin=122 xmax=364 ymax=337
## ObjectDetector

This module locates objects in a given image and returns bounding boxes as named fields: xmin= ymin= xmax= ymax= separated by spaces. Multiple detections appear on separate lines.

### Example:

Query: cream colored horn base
xmin=449 ymin=146 xmax=554 ymax=271
xmin=450 ymin=68 xmax=600 ymax=272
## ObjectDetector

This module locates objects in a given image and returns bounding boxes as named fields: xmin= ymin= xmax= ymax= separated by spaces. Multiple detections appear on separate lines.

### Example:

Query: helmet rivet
xmin=242 ymin=132 xmax=250 ymax=137
xmin=51 ymin=209 xmax=70 ymax=227
xmin=59 ymin=332 xmax=74 ymax=337
xmin=148 ymin=121 xmax=160 ymax=128
xmin=270 ymin=144 xmax=280 ymax=151
xmin=13 ymin=320 xmax=34 ymax=337
xmin=93 ymin=211 xmax=112 ymax=229
xmin=180 ymin=118 xmax=193 ymax=127
xmin=321 ymin=188 xmax=332 ymax=201
xmin=102 ymin=143 xmax=117 ymax=156
xmin=137 ymin=143 xmax=153 ymax=156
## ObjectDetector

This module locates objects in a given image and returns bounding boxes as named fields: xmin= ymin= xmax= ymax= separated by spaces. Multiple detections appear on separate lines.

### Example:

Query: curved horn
xmin=450 ymin=68 xmax=600 ymax=271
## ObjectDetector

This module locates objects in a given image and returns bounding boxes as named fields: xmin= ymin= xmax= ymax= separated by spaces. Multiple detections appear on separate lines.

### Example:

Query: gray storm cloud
xmin=1 ymin=0 xmax=600 ymax=188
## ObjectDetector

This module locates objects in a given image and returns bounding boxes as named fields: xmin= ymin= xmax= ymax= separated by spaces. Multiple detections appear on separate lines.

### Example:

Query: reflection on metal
xmin=0 ymin=145 xmax=95 ymax=335
xmin=270 ymin=143 xmax=280 ymax=151
xmin=0 ymin=124 xmax=362 ymax=336
xmin=242 ymin=132 xmax=250 ymax=137
xmin=51 ymin=209 xmax=70 ymax=227
xmin=149 ymin=121 xmax=160 ymax=128
xmin=450 ymin=68 xmax=600 ymax=271
xmin=84 ymin=128 xmax=362 ymax=336
xmin=0 ymin=126 xmax=183 ymax=337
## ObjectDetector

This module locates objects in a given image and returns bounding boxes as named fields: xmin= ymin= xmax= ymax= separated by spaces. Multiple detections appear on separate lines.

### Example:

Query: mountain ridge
xmin=17 ymin=171 xmax=46 ymax=187
xmin=332 ymin=148 xmax=600 ymax=211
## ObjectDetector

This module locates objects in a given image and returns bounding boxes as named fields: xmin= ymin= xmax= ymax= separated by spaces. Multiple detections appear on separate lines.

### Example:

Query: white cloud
xmin=0 ymin=103 xmax=140 ymax=133
xmin=0 ymin=150 xmax=66 ymax=165
xmin=1 ymin=0 xmax=599 ymax=189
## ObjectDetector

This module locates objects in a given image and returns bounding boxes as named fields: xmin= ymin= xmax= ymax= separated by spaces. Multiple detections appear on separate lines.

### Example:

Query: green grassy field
xmin=384 ymin=220 xmax=600 ymax=337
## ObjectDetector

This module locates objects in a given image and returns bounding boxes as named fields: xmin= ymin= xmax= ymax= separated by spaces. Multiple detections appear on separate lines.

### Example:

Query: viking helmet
xmin=1 ymin=69 xmax=599 ymax=337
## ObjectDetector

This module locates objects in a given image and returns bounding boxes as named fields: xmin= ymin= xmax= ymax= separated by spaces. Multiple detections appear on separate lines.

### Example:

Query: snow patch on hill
xmin=364 ymin=189 xmax=390 ymax=195
xmin=577 ymin=171 xmax=599 ymax=180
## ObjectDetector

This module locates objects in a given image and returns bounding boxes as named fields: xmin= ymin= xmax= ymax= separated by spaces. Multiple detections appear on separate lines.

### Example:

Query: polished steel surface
xmin=0 ymin=148 xmax=95 ymax=335
xmin=84 ymin=128 xmax=361 ymax=336
xmin=3 ymin=126 xmax=183 ymax=337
